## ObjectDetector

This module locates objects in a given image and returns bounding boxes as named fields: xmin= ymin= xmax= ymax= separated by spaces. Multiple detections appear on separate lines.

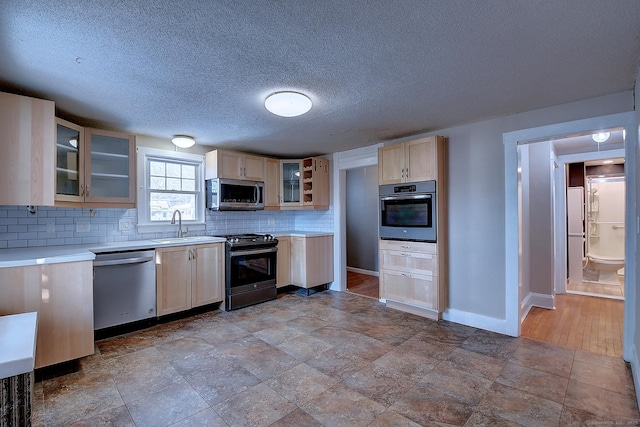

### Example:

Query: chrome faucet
xmin=170 ymin=210 xmax=185 ymax=237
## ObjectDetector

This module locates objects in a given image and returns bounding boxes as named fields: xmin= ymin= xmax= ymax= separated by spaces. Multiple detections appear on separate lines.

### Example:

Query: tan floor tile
xmin=445 ymin=347 xmax=507 ymax=381
xmin=213 ymin=382 xmax=297 ymax=427
xmin=69 ymin=405 xmax=135 ymax=427
xmin=268 ymin=408 xmax=324 ymax=427
xmin=495 ymin=362 xmax=569 ymax=404
xmin=420 ymin=361 xmax=493 ymax=405
xmin=253 ymin=322 xmax=304 ymax=345
xmin=570 ymin=359 xmax=636 ymax=396
xmin=564 ymin=379 xmax=640 ymax=422
xmin=113 ymin=364 xmax=187 ymax=403
xmin=168 ymin=408 xmax=228 ymax=427
xmin=266 ymin=362 xmax=339 ymax=405
xmin=301 ymin=383 xmax=386 ymax=427
xmin=184 ymin=363 xmax=261 ymax=406
xmin=276 ymin=333 xmax=335 ymax=361
xmin=509 ymin=339 xmax=574 ymax=378
xmin=126 ymin=383 xmax=209 ymax=427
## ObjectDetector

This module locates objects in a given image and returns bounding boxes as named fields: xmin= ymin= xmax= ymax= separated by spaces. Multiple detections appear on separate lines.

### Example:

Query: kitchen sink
xmin=150 ymin=236 xmax=216 ymax=244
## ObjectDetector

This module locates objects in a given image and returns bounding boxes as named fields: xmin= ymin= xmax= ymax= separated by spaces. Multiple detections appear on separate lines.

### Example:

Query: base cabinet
xmin=156 ymin=243 xmax=224 ymax=316
xmin=290 ymin=235 xmax=333 ymax=288
xmin=0 ymin=261 xmax=94 ymax=368
xmin=379 ymin=240 xmax=443 ymax=319
xmin=276 ymin=236 xmax=291 ymax=287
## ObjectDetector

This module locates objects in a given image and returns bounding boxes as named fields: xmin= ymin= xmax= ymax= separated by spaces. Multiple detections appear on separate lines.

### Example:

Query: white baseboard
xmin=520 ymin=292 xmax=555 ymax=324
xmin=442 ymin=308 xmax=509 ymax=336
xmin=629 ymin=344 xmax=640 ymax=409
xmin=346 ymin=266 xmax=379 ymax=277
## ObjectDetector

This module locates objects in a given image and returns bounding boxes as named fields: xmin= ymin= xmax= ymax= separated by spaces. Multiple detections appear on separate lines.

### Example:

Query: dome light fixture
xmin=171 ymin=135 xmax=196 ymax=148
xmin=265 ymin=91 xmax=312 ymax=117
xmin=592 ymin=132 xmax=610 ymax=143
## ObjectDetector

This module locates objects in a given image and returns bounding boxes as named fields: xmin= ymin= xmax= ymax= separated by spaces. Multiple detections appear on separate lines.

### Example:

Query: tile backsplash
xmin=0 ymin=205 xmax=334 ymax=249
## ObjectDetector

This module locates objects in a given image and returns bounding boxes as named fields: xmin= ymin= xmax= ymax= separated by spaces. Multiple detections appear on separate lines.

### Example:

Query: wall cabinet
xmin=279 ymin=157 xmax=330 ymax=210
xmin=156 ymin=243 xmax=224 ymax=316
xmin=378 ymin=136 xmax=441 ymax=185
xmin=0 ymin=261 xmax=94 ymax=368
xmin=265 ymin=157 xmax=281 ymax=209
xmin=0 ymin=92 xmax=55 ymax=206
xmin=276 ymin=236 xmax=291 ymax=287
xmin=291 ymin=235 xmax=334 ymax=288
xmin=55 ymin=120 xmax=136 ymax=207
xmin=205 ymin=149 xmax=265 ymax=181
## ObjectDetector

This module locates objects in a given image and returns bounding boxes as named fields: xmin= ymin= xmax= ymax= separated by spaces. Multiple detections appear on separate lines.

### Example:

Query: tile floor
xmin=32 ymin=290 xmax=639 ymax=426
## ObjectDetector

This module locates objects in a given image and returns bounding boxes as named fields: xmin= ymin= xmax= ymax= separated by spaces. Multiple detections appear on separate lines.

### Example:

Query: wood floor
xmin=347 ymin=270 xmax=379 ymax=299
xmin=521 ymin=294 xmax=624 ymax=358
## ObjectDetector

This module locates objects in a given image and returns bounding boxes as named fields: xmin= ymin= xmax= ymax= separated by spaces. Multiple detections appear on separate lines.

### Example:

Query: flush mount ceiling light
xmin=592 ymin=132 xmax=610 ymax=143
xmin=264 ymin=91 xmax=312 ymax=117
xmin=171 ymin=135 xmax=196 ymax=148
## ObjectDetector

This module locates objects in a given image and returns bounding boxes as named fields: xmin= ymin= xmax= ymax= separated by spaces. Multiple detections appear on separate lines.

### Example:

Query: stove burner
xmin=217 ymin=233 xmax=277 ymax=246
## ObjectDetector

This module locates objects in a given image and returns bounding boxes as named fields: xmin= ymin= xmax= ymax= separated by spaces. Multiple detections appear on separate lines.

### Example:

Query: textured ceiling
xmin=1 ymin=1 xmax=639 ymax=157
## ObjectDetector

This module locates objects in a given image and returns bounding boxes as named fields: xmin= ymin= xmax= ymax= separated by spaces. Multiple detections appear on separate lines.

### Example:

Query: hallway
xmin=521 ymin=294 xmax=624 ymax=358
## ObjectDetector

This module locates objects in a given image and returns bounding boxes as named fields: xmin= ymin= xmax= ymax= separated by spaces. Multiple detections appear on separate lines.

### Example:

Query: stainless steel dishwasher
xmin=93 ymin=249 xmax=156 ymax=330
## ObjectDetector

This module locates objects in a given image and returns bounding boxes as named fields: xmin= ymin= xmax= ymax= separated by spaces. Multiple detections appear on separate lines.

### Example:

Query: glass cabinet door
xmin=280 ymin=160 xmax=302 ymax=205
xmin=85 ymin=128 xmax=135 ymax=203
xmin=55 ymin=118 xmax=84 ymax=202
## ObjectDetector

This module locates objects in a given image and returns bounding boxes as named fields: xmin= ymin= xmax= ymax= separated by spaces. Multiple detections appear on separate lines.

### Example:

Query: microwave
xmin=206 ymin=178 xmax=264 ymax=211
xmin=379 ymin=180 xmax=437 ymax=242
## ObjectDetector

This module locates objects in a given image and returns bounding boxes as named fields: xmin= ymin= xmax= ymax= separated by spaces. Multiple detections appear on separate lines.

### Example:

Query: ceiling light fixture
xmin=603 ymin=160 xmax=614 ymax=164
xmin=592 ymin=132 xmax=610 ymax=143
xmin=171 ymin=135 xmax=196 ymax=148
xmin=264 ymin=91 xmax=312 ymax=117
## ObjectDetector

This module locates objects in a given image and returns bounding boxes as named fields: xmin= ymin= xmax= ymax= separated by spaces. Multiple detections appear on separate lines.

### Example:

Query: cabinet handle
xmin=400 ymin=245 xmax=411 ymax=249
xmin=85 ymin=185 xmax=90 ymax=197
xmin=406 ymin=168 xmax=409 ymax=178
xmin=401 ymin=273 xmax=411 ymax=277
xmin=80 ymin=185 xmax=85 ymax=197
xmin=400 ymin=253 xmax=410 ymax=257
xmin=192 ymin=249 xmax=196 ymax=260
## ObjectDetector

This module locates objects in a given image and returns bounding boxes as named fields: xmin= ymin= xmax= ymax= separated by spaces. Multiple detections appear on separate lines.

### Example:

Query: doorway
xmin=506 ymin=115 xmax=636 ymax=361
xmin=345 ymin=165 xmax=379 ymax=299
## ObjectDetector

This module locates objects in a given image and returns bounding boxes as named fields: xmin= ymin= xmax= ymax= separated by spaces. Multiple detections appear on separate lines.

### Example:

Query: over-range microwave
xmin=379 ymin=180 xmax=437 ymax=242
xmin=206 ymin=178 xmax=264 ymax=211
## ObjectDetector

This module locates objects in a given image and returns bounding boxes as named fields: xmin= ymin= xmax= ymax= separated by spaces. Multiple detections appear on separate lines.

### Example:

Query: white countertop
xmin=0 ymin=312 xmax=38 ymax=379
xmin=0 ymin=236 xmax=227 ymax=268
xmin=269 ymin=231 xmax=334 ymax=238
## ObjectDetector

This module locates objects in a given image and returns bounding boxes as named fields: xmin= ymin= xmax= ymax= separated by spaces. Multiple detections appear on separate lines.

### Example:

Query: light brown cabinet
xmin=205 ymin=149 xmax=265 ymax=181
xmin=291 ymin=235 xmax=334 ymax=289
xmin=0 ymin=261 xmax=94 ymax=368
xmin=276 ymin=236 xmax=291 ymax=287
xmin=156 ymin=243 xmax=224 ymax=316
xmin=55 ymin=120 xmax=136 ymax=208
xmin=379 ymin=240 xmax=443 ymax=318
xmin=378 ymin=136 xmax=440 ymax=185
xmin=265 ymin=157 xmax=281 ymax=209
xmin=279 ymin=157 xmax=330 ymax=210
xmin=0 ymin=91 xmax=55 ymax=206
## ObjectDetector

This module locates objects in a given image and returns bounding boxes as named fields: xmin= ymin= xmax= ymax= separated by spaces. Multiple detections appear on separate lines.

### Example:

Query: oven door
xmin=226 ymin=246 xmax=277 ymax=309
xmin=380 ymin=193 xmax=436 ymax=242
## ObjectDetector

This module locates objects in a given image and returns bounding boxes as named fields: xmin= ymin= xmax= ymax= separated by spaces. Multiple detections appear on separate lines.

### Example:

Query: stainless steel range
xmin=218 ymin=233 xmax=278 ymax=311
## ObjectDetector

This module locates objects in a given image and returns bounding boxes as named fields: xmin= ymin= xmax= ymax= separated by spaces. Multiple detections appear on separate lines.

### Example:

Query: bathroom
xmin=567 ymin=158 xmax=625 ymax=299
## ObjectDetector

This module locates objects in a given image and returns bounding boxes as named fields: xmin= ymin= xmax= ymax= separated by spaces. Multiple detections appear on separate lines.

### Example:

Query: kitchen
xmin=1 ymin=1 xmax=640 ymax=425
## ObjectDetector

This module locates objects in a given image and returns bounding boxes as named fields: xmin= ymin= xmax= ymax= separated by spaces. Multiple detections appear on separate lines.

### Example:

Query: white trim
xmin=346 ymin=266 xmax=379 ymax=276
xmin=504 ymin=112 xmax=636 ymax=360
xmin=442 ymin=308 xmax=509 ymax=335
xmin=520 ymin=292 xmax=555 ymax=323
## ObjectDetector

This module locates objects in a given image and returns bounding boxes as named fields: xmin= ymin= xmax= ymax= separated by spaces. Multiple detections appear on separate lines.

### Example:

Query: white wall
xmin=632 ymin=67 xmax=640 ymax=408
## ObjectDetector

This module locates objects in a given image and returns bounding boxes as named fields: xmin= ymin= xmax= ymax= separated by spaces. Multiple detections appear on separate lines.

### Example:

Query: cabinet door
xmin=0 ymin=261 xmax=94 ymax=368
xmin=156 ymin=247 xmax=191 ymax=315
xmin=218 ymin=150 xmax=244 ymax=179
xmin=192 ymin=243 xmax=224 ymax=307
xmin=405 ymin=137 xmax=437 ymax=182
xmin=378 ymin=143 xmax=405 ymax=185
xmin=242 ymin=154 xmax=265 ymax=181
xmin=276 ymin=237 xmax=291 ymax=287
xmin=313 ymin=158 xmax=330 ymax=208
xmin=0 ymin=92 xmax=55 ymax=206
xmin=280 ymin=160 xmax=302 ymax=206
xmin=380 ymin=269 xmax=438 ymax=310
xmin=291 ymin=235 xmax=333 ymax=288
xmin=84 ymin=128 xmax=136 ymax=205
xmin=55 ymin=118 xmax=85 ymax=203
xmin=265 ymin=158 xmax=280 ymax=209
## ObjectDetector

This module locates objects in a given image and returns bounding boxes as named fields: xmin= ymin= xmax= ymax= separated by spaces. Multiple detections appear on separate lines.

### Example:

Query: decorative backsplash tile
xmin=0 ymin=205 xmax=334 ymax=249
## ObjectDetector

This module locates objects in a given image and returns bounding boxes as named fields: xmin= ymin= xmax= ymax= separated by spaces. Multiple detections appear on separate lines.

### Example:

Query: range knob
xmin=232 ymin=237 xmax=239 ymax=243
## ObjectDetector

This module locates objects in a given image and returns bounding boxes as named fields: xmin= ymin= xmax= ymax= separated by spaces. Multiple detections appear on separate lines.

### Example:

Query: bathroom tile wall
xmin=0 ymin=205 xmax=334 ymax=249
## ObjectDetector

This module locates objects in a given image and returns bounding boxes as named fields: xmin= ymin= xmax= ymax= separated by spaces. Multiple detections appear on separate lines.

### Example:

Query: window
xmin=137 ymin=147 xmax=205 ymax=233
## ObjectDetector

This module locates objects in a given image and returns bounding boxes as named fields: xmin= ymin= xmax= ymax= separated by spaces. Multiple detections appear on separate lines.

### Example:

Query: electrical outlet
xmin=268 ymin=217 xmax=276 ymax=226
xmin=46 ymin=219 xmax=56 ymax=233
xmin=119 ymin=219 xmax=132 ymax=231
xmin=76 ymin=222 xmax=90 ymax=233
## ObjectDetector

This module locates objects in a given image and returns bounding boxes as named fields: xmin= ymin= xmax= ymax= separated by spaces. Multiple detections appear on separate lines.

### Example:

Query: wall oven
xmin=379 ymin=180 xmax=437 ymax=242
xmin=206 ymin=178 xmax=264 ymax=211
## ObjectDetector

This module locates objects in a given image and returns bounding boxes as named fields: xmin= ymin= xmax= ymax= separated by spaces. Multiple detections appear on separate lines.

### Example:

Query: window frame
xmin=136 ymin=146 xmax=206 ymax=234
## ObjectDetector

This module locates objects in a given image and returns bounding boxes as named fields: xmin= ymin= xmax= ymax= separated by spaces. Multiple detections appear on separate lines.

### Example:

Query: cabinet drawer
xmin=380 ymin=249 xmax=437 ymax=276
xmin=379 ymin=240 xmax=436 ymax=254
xmin=380 ymin=269 xmax=438 ymax=310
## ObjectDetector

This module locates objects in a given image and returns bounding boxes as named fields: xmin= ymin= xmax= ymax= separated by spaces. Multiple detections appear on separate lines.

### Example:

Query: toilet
xmin=583 ymin=254 xmax=625 ymax=285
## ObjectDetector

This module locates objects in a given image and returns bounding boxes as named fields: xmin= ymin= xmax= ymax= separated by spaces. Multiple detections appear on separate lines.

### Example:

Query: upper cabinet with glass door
xmin=55 ymin=120 xmax=136 ymax=207
xmin=280 ymin=160 xmax=302 ymax=207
